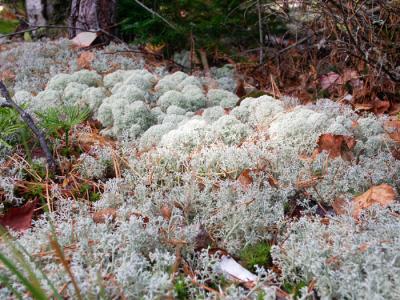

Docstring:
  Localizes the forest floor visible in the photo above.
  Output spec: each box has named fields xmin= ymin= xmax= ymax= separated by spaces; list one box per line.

xmin=0 ymin=38 xmax=400 ymax=299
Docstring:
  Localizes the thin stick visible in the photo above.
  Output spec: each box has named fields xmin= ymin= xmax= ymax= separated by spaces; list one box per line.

xmin=133 ymin=0 xmax=177 ymax=30
xmin=0 ymin=81 xmax=57 ymax=171
xmin=257 ymin=0 xmax=264 ymax=64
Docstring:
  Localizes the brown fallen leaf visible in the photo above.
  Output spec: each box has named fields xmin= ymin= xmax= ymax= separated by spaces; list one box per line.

xmin=384 ymin=117 xmax=400 ymax=143
xmin=238 ymin=169 xmax=253 ymax=190
xmin=354 ymin=99 xmax=391 ymax=115
xmin=0 ymin=69 xmax=16 ymax=81
xmin=71 ymin=32 xmax=98 ymax=48
xmin=77 ymin=51 xmax=95 ymax=69
xmin=332 ymin=198 xmax=347 ymax=215
xmin=92 ymin=208 xmax=117 ymax=223
xmin=0 ymin=199 xmax=38 ymax=232
xmin=160 ymin=204 xmax=171 ymax=220
xmin=315 ymin=133 xmax=356 ymax=159
xmin=353 ymin=184 xmax=396 ymax=218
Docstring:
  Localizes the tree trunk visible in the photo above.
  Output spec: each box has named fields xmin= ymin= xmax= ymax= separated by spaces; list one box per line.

xmin=68 ymin=0 xmax=117 ymax=39
xmin=25 ymin=0 xmax=47 ymax=27
xmin=25 ymin=0 xmax=69 ymax=26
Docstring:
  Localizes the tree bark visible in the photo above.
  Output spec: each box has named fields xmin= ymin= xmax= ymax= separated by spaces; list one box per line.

xmin=25 ymin=0 xmax=69 ymax=26
xmin=68 ymin=0 xmax=117 ymax=39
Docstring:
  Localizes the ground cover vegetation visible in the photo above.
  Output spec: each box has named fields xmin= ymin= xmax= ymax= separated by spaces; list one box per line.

xmin=0 ymin=0 xmax=400 ymax=299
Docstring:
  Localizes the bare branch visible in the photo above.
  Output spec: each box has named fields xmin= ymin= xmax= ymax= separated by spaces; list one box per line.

xmin=0 ymin=81 xmax=57 ymax=171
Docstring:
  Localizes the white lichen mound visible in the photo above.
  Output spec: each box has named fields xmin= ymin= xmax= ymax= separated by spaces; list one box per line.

xmin=33 ymin=89 xmax=63 ymax=109
xmin=232 ymin=95 xmax=284 ymax=127
xmin=160 ymin=119 xmax=210 ymax=151
xmin=207 ymin=89 xmax=238 ymax=108
xmin=79 ymin=87 xmax=108 ymax=112
xmin=62 ymin=82 xmax=89 ymax=105
xmin=211 ymin=115 xmax=250 ymax=145
xmin=70 ymin=70 xmax=102 ymax=87
xmin=139 ymin=123 xmax=177 ymax=151
xmin=3 ymin=42 xmax=400 ymax=299
xmin=159 ymin=90 xmax=187 ymax=112
xmin=46 ymin=73 xmax=73 ymax=91
xmin=268 ymin=107 xmax=329 ymax=153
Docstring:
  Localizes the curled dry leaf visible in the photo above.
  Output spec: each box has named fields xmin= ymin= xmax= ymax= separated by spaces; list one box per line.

xmin=352 ymin=184 xmax=396 ymax=218
xmin=92 ymin=208 xmax=117 ymax=224
xmin=0 ymin=199 xmax=38 ymax=232
xmin=315 ymin=133 xmax=356 ymax=159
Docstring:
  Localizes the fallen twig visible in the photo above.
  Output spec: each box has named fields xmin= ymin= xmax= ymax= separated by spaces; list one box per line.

xmin=0 ymin=81 xmax=57 ymax=171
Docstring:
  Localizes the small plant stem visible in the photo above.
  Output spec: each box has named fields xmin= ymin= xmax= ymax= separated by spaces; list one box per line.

xmin=65 ymin=129 xmax=69 ymax=148
xmin=49 ymin=236 xmax=83 ymax=300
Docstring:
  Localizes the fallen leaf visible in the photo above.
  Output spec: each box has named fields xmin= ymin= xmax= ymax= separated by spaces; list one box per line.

xmin=0 ymin=69 xmax=16 ymax=81
xmin=358 ymin=243 xmax=370 ymax=252
xmin=316 ymin=134 xmax=356 ymax=159
xmin=320 ymin=72 xmax=341 ymax=90
xmin=160 ymin=204 xmax=171 ymax=220
xmin=217 ymin=255 xmax=257 ymax=287
xmin=332 ymin=198 xmax=347 ymax=215
xmin=71 ymin=32 xmax=98 ymax=48
xmin=0 ymin=199 xmax=38 ymax=232
xmin=384 ymin=118 xmax=400 ymax=143
xmin=353 ymin=184 xmax=396 ymax=218
xmin=354 ymin=99 xmax=390 ymax=115
xmin=92 ymin=208 xmax=117 ymax=223
xmin=238 ymin=169 xmax=253 ymax=190
xmin=77 ymin=51 xmax=95 ymax=69
xmin=194 ymin=225 xmax=213 ymax=251
xmin=388 ymin=102 xmax=400 ymax=116
xmin=144 ymin=43 xmax=165 ymax=55
xmin=373 ymin=99 xmax=390 ymax=115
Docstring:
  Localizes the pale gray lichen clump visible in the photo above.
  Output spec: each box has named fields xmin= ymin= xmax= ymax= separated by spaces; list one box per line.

xmin=1 ymin=42 xmax=400 ymax=299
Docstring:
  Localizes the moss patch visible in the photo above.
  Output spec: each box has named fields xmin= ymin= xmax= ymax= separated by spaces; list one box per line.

xmin=239 ymin=242 xmax=272 ymax=272
xmin=0 ymin=19 xmax=18 ymax=34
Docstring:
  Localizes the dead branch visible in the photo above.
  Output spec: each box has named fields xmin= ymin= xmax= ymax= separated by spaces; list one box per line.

xmin=0 ymin=81 xmax=57 ymax=171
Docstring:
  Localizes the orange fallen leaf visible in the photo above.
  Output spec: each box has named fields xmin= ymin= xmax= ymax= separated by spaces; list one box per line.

xmin=316 ymin=134 xmax=356 ymax=159
xmin=77 ymin=51 xmax=95 ymax=69
xmin=238 ymin=169 xmax=253 ymax=190
xmin=353 ymin=184 xmax=396 ymax=218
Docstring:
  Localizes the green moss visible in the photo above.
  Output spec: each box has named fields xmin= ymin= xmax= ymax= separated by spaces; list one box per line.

xmin=282 ymin=280 xmax=308 ymax=299
xmin=0 ymin=19 xmax=18 ymax=34
xmin=239 ymin=242 xmax=272 ymax=272
xmin=174 ymin=277 xmax=189 ymax=300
